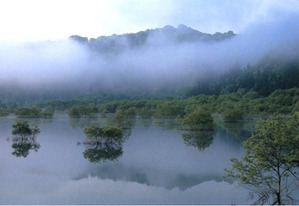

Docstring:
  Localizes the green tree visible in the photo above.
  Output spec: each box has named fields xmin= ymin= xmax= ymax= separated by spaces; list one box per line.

xmin=222 ymin=107 xmax=244 ymax=122
xmin=109 ymin=109 xmax=133 ymax=129
xmin=224 ymin=115 xmax=299 ymax=205
xmin=15 ymin=107 xmax=41 ymax=118
xmin=68 ymin=106 xmax=81 ymax=117
xmin=182 ymin=106 xmax=214 ymax=130
xmin=12 ymin=120 xmax=40 ymax=138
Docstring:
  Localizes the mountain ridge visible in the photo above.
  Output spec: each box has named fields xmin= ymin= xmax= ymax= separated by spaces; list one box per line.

xmin=69 ymin=24 xmax=235 ymax=54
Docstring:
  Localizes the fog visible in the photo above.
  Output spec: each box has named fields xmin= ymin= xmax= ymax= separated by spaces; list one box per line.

xmin=0 ymin=12 xmax=298 ymax=98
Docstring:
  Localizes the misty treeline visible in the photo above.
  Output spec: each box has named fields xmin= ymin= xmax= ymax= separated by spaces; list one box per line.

xmin=0 ymin=14 xmax=299 ymax=117
xmin=1 ymin=86 xmax=298 ymax=120
xmin=63 ymin=87 xmax=299 ymax=119
xmin=183 ymin=53 xmax=299 ymax=97
xmin=0 ymin=47 xmax=298 ymax=118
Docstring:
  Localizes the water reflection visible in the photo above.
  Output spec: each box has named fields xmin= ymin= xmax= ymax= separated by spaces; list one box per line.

xmin=19 ymin=118 xmax=53 ymax=125
xmin=83 ymin=145 xmax=123 ymax=163
xmin=181 ymin=130 xmax=214 ymax=151
xmin=11 ymin=135 xmax=40 ymax=157
xmin=68 ymin=117 xmax=101 ymax=129
xmin=222 ymin=121 xmax=246 ymax=136
xmin=217 ymin=123 xmax=252 ymax=145
xmin=75 ymin=164 xmax=223 ymax=191
xmin=135 ymin=117 xmax=153 ymax=129
xmin=153 ymin=118 xmax=178 ymax=130
xmin=0 ymin=117 xmax=254 ymax=204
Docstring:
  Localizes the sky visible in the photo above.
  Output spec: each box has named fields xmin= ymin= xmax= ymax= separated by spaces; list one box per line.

xmin=0 ymin=0 xmax=299 ymax=42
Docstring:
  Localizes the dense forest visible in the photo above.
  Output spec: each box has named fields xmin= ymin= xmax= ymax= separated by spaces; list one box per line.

xmin=183 ymin=53 xmax=299 ymax=97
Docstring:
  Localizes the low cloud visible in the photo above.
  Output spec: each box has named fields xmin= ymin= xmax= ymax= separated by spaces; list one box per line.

xmin=0 ymin=11 xmax=298 ymax=98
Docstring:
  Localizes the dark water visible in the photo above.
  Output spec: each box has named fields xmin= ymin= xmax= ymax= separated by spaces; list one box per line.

xmin=0 ymin=115 xmax=255 ymax=204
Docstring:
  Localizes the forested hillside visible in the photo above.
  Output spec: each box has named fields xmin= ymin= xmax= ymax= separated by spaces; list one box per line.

xmin=183 ymin=54 xmax=299 ymax=97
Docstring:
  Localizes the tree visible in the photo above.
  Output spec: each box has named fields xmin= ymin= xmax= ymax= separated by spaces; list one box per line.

xmin=12 ymin=120 xmax=40 ymax=139
xmin=109 ymin=109 xmax=133 ymax=129
xmin=182 ymin=106 xmax=214 ymax=130
xmin=15 ymin=107 xmax=53 ymax=118
xmin=68 ymin=106 xmax=81 ymax=117
xmin=222 ymin=107 xmax=244 ymax=122
xmin=224 ymin=115 xmax=299 ymax=205
xmin=15 ymin=107 xmax=41 ymax=118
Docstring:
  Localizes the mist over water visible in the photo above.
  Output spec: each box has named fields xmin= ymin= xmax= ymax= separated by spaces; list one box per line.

xmin=0 ymin=12 xmax=298 ymax=97
xmin=0 ymin=116 xmax=250 ymax=204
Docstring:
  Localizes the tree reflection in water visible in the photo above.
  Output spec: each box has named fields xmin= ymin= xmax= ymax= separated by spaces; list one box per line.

xmin=181 ymin=130 xmax=214 ymax=151
xmin=83 ymin=123 xmax=125 ymax=163
xmin=12 ymin=136 xmax=40 ymax=157
xmin=83 ymin=146 xmax=123 ymax=163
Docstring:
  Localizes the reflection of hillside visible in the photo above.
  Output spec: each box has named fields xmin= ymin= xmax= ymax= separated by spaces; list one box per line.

xmin=74 ymin=164 xmax=223 ymax=191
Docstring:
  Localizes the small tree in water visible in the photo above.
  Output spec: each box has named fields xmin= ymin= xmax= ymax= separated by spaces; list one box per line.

xmin=83 ymin=122 xmax=124 ymax=163
xmin=11 ymin=120 xmax=40 ymax=157
xmin=12 ymin=120 xmax=40 ymax=139
xmin=182 ymin=106 xmax=214 ymax=131
xmin=224 ymin=114 xmax=299 ymax=205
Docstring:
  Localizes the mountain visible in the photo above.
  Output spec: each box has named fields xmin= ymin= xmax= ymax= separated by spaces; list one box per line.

xmin=69 ymin=24 xmax=235 ymax=54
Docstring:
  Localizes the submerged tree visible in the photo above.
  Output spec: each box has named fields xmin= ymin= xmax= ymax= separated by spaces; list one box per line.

xmin=222 ymin=107 xmax=244 ymax=122
xmin=83 ymin=122 xmax=124 ymax=163
xmin=11 ymin=120 xmax=40 ymax=157
xmin=224 ymin=115 xmax=299 ymax=205
xmin=182 ymin=106 xmax=214 ymax=131
xmin=109 ymin=109 xmax=133 ymax=129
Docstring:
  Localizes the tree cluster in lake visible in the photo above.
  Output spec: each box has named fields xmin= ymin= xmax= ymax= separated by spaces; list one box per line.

xmin=82 ymin=123 xmax=125 ymax=163
xmin=15 ymin=107 xmax=54 ymax=118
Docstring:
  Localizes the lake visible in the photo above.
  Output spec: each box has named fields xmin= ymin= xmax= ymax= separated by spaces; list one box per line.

xmin=0 ymin=115 xmax=255 ymax=204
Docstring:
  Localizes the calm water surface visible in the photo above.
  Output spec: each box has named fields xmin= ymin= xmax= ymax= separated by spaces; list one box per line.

xmin=0 ymin=115 xmax=255 ymax=204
